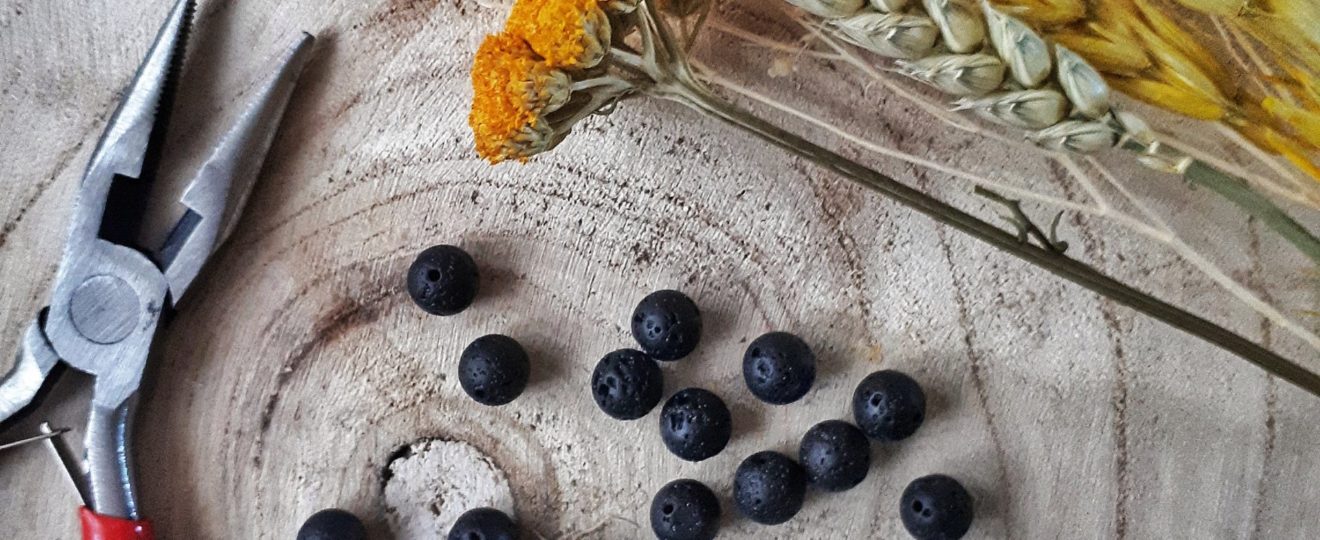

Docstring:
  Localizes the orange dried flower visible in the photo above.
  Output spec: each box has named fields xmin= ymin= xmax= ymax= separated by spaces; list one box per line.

xmin=469 ymin=32 xmax=571 ymax=163
xmin=507 ymin=0 xmax=611 ymax=69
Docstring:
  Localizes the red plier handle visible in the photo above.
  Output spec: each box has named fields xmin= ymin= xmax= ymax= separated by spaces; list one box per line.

xmin=79 ymin=507 xmax=153 ymax=540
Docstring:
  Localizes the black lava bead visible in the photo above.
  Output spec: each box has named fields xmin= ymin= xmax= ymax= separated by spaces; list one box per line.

xmin=631 ymin=290 xmax=702 ymax=361
xmin=733 ymin=451 xmax=808 ymax=525
xmin=650 ymin=479 xmax=721 ymax=540
xmin=447 ymin=507 xmax=520 ymax=540
xmin=852 ymin=370 xmax=926 ymax=442
xmin=900 ymin=475 xmax=974 ymax=540
xmin=659 ymin=388 xmax=732 ymax=462
xmin=296 ymin=509 xmax=367 ymax=540
xmin=591 ymin=349 xmax=664 ymax=420
xmin=742 ymin=332 xmax=816 ymax=405
xmin=407 ymin=245 xmax=480 ymax=316
xmin=458 ymin=335 xmax=530 ymax=406
xmin=798 ymin=420 xmax=871 ymax=492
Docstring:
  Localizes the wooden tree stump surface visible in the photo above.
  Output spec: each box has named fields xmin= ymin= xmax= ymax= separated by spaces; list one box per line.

xmin=1 ymin=0 xmax=1318 ymax=538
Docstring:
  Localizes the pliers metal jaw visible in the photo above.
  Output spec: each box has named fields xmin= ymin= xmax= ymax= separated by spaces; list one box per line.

xmin=0 ymin=1 xmax=314 ymax=537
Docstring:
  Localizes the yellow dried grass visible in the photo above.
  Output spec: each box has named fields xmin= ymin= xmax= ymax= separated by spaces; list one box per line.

xmin=992 ymin=0 xmax=1320 ymax=181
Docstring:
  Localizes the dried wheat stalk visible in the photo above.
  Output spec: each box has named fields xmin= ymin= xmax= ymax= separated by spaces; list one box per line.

xmin=777 ymin=0 xmax=1320 ymax=265
xmin=796 ymin=0 xmax=1179 ymax=161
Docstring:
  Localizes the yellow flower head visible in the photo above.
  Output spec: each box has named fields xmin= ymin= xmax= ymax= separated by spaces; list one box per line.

xmin=469 ymin=32 xmax=572 ymax=163
xmin=507 ymin=0 xmax=611 ymax=69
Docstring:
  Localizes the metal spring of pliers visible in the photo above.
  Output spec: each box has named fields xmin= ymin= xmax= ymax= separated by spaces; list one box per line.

xmin=0 ymin=1 xmax=313 ymax=538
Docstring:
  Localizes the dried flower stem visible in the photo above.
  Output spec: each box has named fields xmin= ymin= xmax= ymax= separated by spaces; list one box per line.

xmin=621 ymin=0 xmax=1320 ymax=397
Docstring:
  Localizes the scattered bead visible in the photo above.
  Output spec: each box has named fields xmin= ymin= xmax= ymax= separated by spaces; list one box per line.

xmin=742 ymin=332 xmax=816 ymax=405
xmin=733 ymin=450 xmax=808 ymax=525
xmin=296 ymin=509 xmax=366 ymax=540
xmin=852 ymin=370 xmax=926 ymax=442
xmin=459 ymin=335 xmax=530 ymax=406
xmin=799 ymin=420 xmax=871 ymax=492
xmin=650 ymin=479 xmax=721 ymax=540
xmin=447 ymin=507 xmax=520 ymax=540
xmin=407 ymin=245 xmax=480 ymax=316
xmin=591 ymin=349 xmax=664 ymax=420
xmin=631 ymin=290 xmax=703 ymax=360
xmin=900 ymin=474 xmax=974 ymax=540
xmin=659 ymin=388 xmax=732 ymax=462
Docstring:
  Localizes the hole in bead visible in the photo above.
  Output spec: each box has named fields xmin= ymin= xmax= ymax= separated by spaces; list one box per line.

xmin=912 ymin=501 xmax=924 ymax=512
xmin=468 ymin=533 xmax=483 ymax=540
xmin=426 ymin=269 xmax=441 ymax=281
xmin=662 ymin=503 xmax=675 ymax=515
xmin=870 ymin=395 xmax=882 ymax=407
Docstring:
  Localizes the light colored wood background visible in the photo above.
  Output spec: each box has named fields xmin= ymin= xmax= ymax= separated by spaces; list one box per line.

xmin=1 ymin=0 xmax=1318 ymax=538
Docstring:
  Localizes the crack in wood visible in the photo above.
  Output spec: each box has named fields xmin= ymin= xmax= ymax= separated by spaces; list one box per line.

xmin=800 ymin=162 xmax=877 ymax=342
xmin=1246 ymin=219 xmax=1279 ymax=540
xmin=253 ymin=285 xmax=392 ymax=465
xmin=934 ymin=224 xmax=1015 ymax=534
xmin=1100 ymin=304 xmax=1132 ymax=540
xmin=0 ymin=128 xmax=95 ymax=251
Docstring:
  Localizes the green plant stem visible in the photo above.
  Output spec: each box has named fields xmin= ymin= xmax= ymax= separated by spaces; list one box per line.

xmin=649 ymin=77 xmax=1320 ymax=398
xmin=1121 ymin=139 xmax=1320 ymax=265
xmin=1181 ymin=154 xmax=1320 ymax=266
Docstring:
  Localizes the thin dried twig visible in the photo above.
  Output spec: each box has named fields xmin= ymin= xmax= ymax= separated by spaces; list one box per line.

xmin=1088 ymin=156 xmax=1320 ymax=350
xmin=706 ymin=19 xmax=843 ymax=61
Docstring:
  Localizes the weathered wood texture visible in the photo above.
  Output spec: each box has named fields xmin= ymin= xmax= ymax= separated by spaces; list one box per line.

xmin=1 ymin=0 xmax=1318 ymax=538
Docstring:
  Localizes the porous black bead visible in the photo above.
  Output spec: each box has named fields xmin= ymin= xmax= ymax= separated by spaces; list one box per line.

xmin=407 ymin=245 xmax=480 ymax=316
xmin=733 ymin=450 xmax=808 ymax=525
xmin=900 ymin=474 xmax=974 ymax=540
xmin=296 ymin=509 xmax=367 ymax=540
xmin=458 ymin=335 xmax=530 ymax=406
xmin=659 ymin=388 xmax=732 ymax=462
xmin=631 ymin=290 xmax=702 ymax=360
xmin=591 ymin=349 xmax=664 ymax=420
xmin=852 ymin=370 xmax=926 ymax=442
xmin=742 ymin=332 xmax=816 ymax=405
xmin=798 ymin=420 xmax=871 ymax=492
xmin=447 ymin=507 xmax=520 ymax=540
xmin=650 ymin=479 xmax=721 ymax=540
